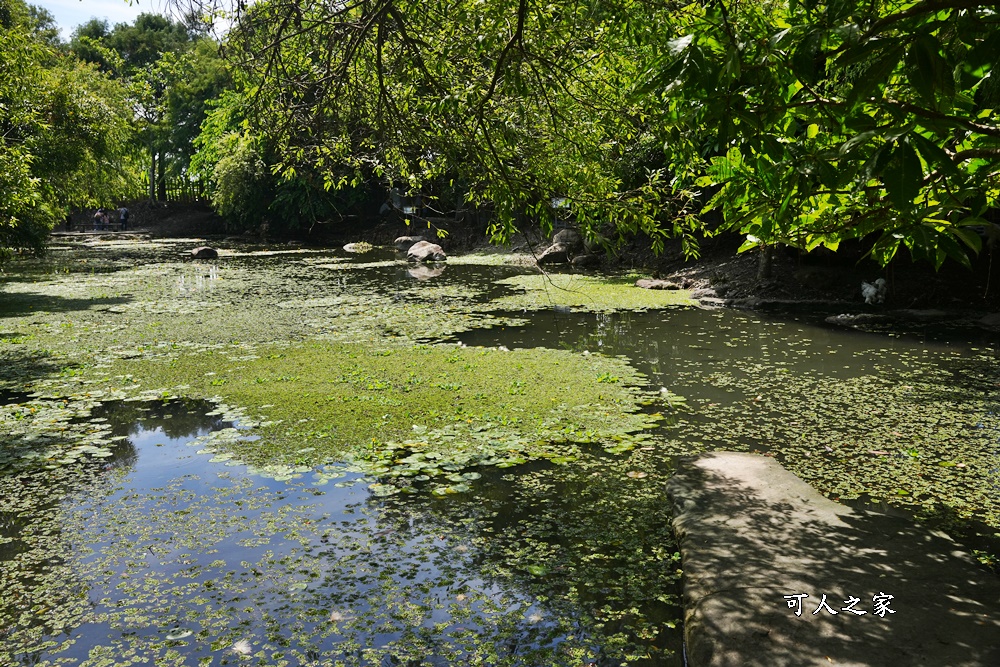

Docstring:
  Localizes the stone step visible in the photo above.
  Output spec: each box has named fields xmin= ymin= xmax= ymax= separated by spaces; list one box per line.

xmin=666 ymin=452 xmax=1000 ymax=666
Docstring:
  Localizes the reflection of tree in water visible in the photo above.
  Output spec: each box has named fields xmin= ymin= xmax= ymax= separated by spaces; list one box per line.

xmin=0 ymin=465 xmax=125 ymax=666
xmin=347 ymin=453 xmax=684 ymax=666
xmin=1 ymin=398 xmax=229 ymax=666
xmin=92 ymin=398 xmax=229 ymax=440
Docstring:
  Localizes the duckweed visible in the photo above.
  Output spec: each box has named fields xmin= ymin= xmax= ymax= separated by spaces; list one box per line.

xmin=489 ymin=273 xmax=695 ymax=312
xmin=103 ymin=340 xmax=667 ymax=484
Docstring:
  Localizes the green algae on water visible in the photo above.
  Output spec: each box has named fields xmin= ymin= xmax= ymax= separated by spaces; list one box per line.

xmin=488 ymin=273 xmax=696 ymax=312
xmin=107 ymin=340 xmax=668 ymax=486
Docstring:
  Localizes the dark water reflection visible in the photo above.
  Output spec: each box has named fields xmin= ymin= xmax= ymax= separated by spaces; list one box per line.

xmin=457 ymin=307 xmax=989 ymax=388
xmin=3 ymin=397 xmax=683 ymax=666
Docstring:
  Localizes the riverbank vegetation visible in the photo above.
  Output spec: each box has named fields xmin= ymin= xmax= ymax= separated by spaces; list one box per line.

xmin=2 ymin=0 xmax=997 ymax=272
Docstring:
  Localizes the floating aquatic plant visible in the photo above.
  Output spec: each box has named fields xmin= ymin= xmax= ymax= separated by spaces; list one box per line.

xmin=487 ymin=273 xmax=696 ymax=312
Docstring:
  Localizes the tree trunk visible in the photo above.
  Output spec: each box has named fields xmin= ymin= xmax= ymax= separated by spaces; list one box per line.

xmin=156 ymin=149 xmax=167 ymax=202
xmin=757 ymin=245 xmax=773 ymax=281
xmin=148 ymin=150 xmax=156 ymax=201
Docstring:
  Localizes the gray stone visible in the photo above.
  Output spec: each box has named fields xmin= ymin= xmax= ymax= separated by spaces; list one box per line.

xmin=190 ymin=246 xmax=218 ymax=259
xmin=394 ymin=235 xmax=426 ymax=251
xmin=635 ymin=278 xmax=681 ymax=290
xmin=667 ymin=452 xmax=1000 ymax=667
xmin=406 ymin=240 xmax=447 ymax=262
xmin=536 ymin=243 xmax=571 ymax=265
xmin=342 ymin=242 xmax=373 ymax=253
xmin=570 ymin=253 xmax=601 ymax=269
xmin=552 ymin=228 xmax=584 ymax=253
xmin=688 ymin=287 xmax=718 ymax=300
xmin=977 ymin=313 xmax=1000 ymax=331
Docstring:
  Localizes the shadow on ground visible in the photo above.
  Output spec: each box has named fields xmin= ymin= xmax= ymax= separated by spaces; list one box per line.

xmin=0 ymin=348 xmax=62 ymax=394
xmin=668 ymin=452 xmax=1000 ymax=667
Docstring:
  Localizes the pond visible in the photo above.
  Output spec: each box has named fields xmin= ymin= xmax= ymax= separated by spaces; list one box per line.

xmin=1 ymin=236 xmax=998 ymax=666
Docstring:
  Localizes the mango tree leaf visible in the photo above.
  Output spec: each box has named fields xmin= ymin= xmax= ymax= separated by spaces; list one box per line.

xmin=845 ymin=43 xmax=905 ymax=107
xmin=882 ymin=141 xmax=923 ymax=208
xmin=906 ymin=34 xmax=952 ymax=109
xmin=791 ymin=32 xmax=823 ymax=84
xmin=909 ymin=133 xmax=959 ymax=176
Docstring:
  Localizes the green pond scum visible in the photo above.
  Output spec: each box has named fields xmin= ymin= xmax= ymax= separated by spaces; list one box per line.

xmin=0 ymin=237 xmax=691 ymax=666
xmin=1 ymin=236 xmax=999 ymax=665
xmin=107 ymin=340 xmax=666 ymax=487
xmin=490 ymin=274 xmax=696 ymax=312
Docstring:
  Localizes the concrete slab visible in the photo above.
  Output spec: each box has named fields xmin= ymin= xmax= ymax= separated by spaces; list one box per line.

xmin=666 ymin=452 xmax=1000 ymax=666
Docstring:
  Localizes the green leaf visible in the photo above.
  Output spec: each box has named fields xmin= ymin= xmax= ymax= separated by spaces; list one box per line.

xmin=862 ymin=142 xmax=894 ymax=180
xmin=840 ymin=130 xmax=877 ymax=156
xmin=906 ymin=35 xmax=952 ymax=109
xmin=791 ymin=32 xmax=823 ymax=84
xmin=738 ymin=235 xmax=762 ymax=253
xmin=869 ymin=234 xmax=901 ymax=266
xmin=882 ymin=142 xmax=923 ymax=208
xmin=950 ymin=226 xmax=982 ymax=255
xmin=845 ymin=43 xmax=905 ymax=107
xmin=909 ymin=133 xmax=958 ymax=176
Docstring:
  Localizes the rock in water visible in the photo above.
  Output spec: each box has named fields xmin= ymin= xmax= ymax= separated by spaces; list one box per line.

xmin=190 ymin=246 xmax=218 ymax=259
xmin=861 ymin=278 xmax=887 ymax=304
xmin=571 ymin=253 xmax=600 ymax=269
xmin=394 ymin=235 xmax=426 ymax=251
xmin=343 ymin=242 xmax=373 ymax=253
xmin=667 ymin=452 xmax=1000 ymax=666
xmin=406 ymin=240 xmax=447 ymax=262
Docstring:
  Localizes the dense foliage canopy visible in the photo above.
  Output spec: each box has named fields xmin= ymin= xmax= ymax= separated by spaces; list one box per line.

xmin=2 ymin=0 xmax=998 ymax=267
xmin=181 ymin=0 xmax=998 ymax=267
xmin=0 ymin=1 xmax=232 ymax=261
xmin=654 ymin=0 xmax=1000 ymax=268
xmin=0 ymin=0 xmax=138 ymax=258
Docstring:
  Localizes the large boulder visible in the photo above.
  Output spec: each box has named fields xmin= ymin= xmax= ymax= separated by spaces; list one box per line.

xmin=552 ymin=228 xmax=584 ymax=253
xmin=407 ymin=240 xmax=447 ymax=262
xmin=536 ymin=243 xmax=571 ymax=265
xmin=668 ymin=452 xmax=1000 ymax=667
xmin=394 ymin=235 xmax=426 ymax=251
xmin=190 ymin=246 xmax=218 ymax=259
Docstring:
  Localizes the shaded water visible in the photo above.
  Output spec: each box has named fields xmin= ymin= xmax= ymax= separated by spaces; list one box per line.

xmin=2 ymin=242 xmax=999 ymax=665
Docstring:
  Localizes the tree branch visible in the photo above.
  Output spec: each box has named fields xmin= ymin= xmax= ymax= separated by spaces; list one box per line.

xmin=479 ymin=0 xmax=527 ymax=110
xmin=866 ymin=0 xmax=1000 ymax=35
xmin=884 ymin=99 xmax=1000 ymax=138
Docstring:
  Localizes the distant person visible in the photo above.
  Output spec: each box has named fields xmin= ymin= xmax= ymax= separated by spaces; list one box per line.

xmin=94 ymin=208 xmax=104 ymax=231
xmin=119 ymin=205 xmax=129 ymax=231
